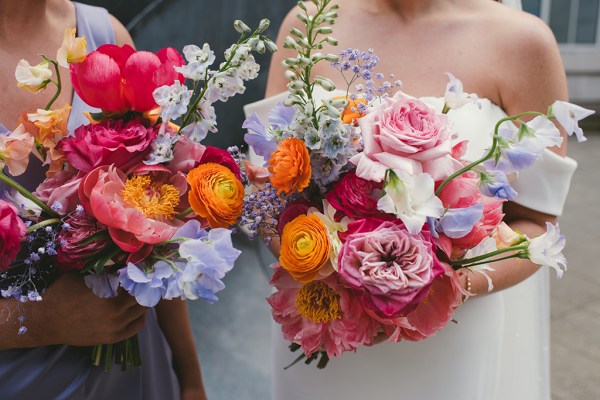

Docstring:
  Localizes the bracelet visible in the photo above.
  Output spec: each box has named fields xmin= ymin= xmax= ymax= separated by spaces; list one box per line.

xmin=462 ymin=273 xmax=472 ymax=304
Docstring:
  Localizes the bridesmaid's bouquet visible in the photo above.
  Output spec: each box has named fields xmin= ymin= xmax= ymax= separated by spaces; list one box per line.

xmin=242 ymin=0 xmax=594 ymax=368
xmin=1 ymin=21 xmax=275 ymax=369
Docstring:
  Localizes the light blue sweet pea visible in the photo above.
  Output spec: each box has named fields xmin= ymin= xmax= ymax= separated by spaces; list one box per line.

xmin=480 ymin=170 xmax=518 ymax=201
xmin=438 ymin=204 xmax=484 ymax=239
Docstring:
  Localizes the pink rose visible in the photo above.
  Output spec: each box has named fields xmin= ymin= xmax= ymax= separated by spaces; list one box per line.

xmin=56 ymin=212 xmax=109 ymax=272
xmin=351 ymin=92 xmax=456 ymax=182
xmin=0 ymin=200 xmax=27 ymax=271
xmin=267 ymin=263 xmax=379 ymax=358
xmin=78 ymin=165 xmax=183 ymax=256
xmin=60 ymin=119 xmax=157 ymax=174
xmin=325 ymin=172 xmax=382 ymax=220
xmin=199 ymin=146 xmax=242 ymax=181
xmin=34 ymin=165 xmax=81 ymax=215
xmin=168 ymin=135 xmax=206 ymax=174
xmin=338 ymin=218 xmax=445 ymax=319
xmin=436 ymin=172 xmax=504 ymax=259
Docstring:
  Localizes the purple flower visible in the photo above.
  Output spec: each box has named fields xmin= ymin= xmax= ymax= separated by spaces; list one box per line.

xmin=438 ymin=204 xmax=484 ymax=239
xmin=118 ymin=261 xmax=174 ymax=307
xmin=480 ymin=170 xmax=518 ymax=201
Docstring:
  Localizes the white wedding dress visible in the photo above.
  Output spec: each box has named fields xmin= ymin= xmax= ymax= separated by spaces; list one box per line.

xmin=244 ymin=85 xmax=577 ymax=400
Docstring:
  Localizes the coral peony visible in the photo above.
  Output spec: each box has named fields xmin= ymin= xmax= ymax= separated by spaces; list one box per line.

xmin=268 ymin=138 xmax=311 ymax=195
xmin=338 ymin=218 xmax=445 ymax=319
xmin=0 ymin=200 xmax=27 ymax=271
xmin=187 ymin=162 xmax=244 ymax=228
xmin=60 ymin=119 xmax=157 ymax=174
xmin=325 ymin=171 xmax=382 ymax=220
xmin=350 ymin=91 xmax=456 ymax=182
xmin=267 ymin=264 xmax=379 ymax=358
xmin=279 ymin=214 xmax=331 ymax=283
xmin=70 ymin=44 xmax=184 ymax=112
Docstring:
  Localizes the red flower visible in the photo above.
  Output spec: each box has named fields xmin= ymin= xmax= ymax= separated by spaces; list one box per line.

xmin=70 ymin=45 xmax=184 ymax=112
xmin=199 ymin=146 xmax=241 ymax=181
xmin=325 ymin=171 xmax=382 ymax=220
xmin=0 ymin=200 xmax=27 ymax=271
xmin=56 ymin=212 xmax=109 ymax=272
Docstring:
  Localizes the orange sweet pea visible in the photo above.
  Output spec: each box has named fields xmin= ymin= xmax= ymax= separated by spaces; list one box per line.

xmin=268 ymin=138 xmax=311 ymax=195
xmin=334 ymin=96 xmax=367 ymax=125
xmin=187 ymin=162 xmax=244 ymax=228
xmin=279 ymin=214 xmax=331 ymax=283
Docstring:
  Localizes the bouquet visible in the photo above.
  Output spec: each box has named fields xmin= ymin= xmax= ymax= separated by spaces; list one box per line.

xmin=242 ymin=0 xmax=594 ymax=368
xmin=1 ymin=20 xmax=276 ymax=369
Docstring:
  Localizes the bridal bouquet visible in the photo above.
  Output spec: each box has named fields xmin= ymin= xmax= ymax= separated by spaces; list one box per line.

xmin=242 ymin=0 xmax=593 ymax=368
xmin=1 ymin=21 xmax=275 ymax=369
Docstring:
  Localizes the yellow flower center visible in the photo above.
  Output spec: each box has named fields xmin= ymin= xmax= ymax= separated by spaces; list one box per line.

xmin=214 ymin=178 xmax=236 ymax=200
xmin=295 ymin=281 xmax=342 ymax=324
xmin=122 ymin=175 xmax=180 ymax=219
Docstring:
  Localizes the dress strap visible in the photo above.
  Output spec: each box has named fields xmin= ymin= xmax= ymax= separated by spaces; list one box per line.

xmin=68 ymin=2 xmax=116 ymax=134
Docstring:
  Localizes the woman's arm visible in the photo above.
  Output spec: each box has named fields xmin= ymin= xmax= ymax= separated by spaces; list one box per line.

xmin=156 ymin=300 xmax=206 ymax=400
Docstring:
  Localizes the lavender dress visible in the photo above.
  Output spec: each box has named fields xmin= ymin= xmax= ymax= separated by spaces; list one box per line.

xmin=0 ymin=3 xmax=180 ymax=399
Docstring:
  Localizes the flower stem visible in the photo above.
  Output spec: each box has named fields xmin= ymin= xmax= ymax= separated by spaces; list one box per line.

xmin=44 ymin=59 xmax=62 ymax=111
xmin=176 ymin=207 xmax=194 ymax=219
xmin=0 ymin=171 xmax=58 ymax=217
xmin=451 ymin=244 xmax=529 ymax=267
xmin=27 ymin=218 xmax=61 ymax=233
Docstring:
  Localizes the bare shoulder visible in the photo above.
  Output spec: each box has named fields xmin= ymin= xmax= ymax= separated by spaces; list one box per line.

xmin=109 ymin=14 xmax=135 ymax=48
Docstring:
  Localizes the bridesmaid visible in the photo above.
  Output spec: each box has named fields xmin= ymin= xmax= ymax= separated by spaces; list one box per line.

xmin=0 ymin=1 xmax=206 ymax=399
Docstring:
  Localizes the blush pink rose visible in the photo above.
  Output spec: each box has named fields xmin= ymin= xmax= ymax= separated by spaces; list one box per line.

xmin=78 ymin=165 xmax=182 ymax=255
xmin=0 ymin=200 xmax=27 ymax=271
xmin=34 ymin=165 xmax=82 ymax=215
xmin=267 ymin=263 xmax=380 ymax=358
xmin=60 ymin=119 xmax=157 ymax=174
xmin=168 ymin=136 xmax=206 ymax=174
xmin=351 ymin=92 xmax=457 ymax=182
xmin=325 ymin=171 xmax=382 ymax=220
xmin=436 ymin=171 xmax=504 ymax=259
xmin=338 ymin=218 xmax=445 ymax=319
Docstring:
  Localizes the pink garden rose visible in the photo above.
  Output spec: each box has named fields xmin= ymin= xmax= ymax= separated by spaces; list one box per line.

xmin=34 ymin=165 xmax=82 ymax=215
xmin=325 ymin=171 xmax=382 ymax=220
xmin=350 ymin=92 xmax=456 ymax=182
xmin=268 ymin=263 xmax=379 ymax=358
xmin=436 ymin=171 xmax=504 ymax=259
xmin=168 ymin=135 xmax=206 ymax=174
xmin=78 ymin=165 xmax=184 ymax=257
xmin=60 ymin=119 xmax=157 ymax=174
xmin=0 ymin=200 xmax=27 ymax=271
xmin=338 ymin=218 xmax=445 ymax=319
xmin=56 ymin=211 xmax=109 ymax=272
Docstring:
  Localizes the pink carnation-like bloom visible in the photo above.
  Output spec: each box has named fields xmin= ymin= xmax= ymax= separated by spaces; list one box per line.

xmin=70 ymin=44 xmax=184 ymax=112
xmin=338 ymin=218 xmax=445 ymax=319
xmin=325 ymin=171 xmax=382 ymax=220
xmin=78 ymin=165 xmax=185 ymax=257
xmin=60 ymin=119 xmax=157 ymax=174
xmin=56 ymin=212 xmax=109 ymax=272
xmin=267 ymin=263 xmax=379 ymax=358
xmin=351 ymin=92 xmax=456 ymax=182
xmin=436 ymin=171 xmax=504 ymax=259
xmin=0 ymin=200 xmax=27 ymax=271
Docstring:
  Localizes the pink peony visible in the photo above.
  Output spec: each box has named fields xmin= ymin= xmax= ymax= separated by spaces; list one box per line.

xmin=338 ymin=218 xmax=445 ymax=319
xmin=60 ymin=119 xmax=157 ymax=174
xmin=267 ymin=263 xmax=379 ymax=358
xmin=350 ymin=92 xmax=456 ymax=182
xmin=0 ymin=200 xmax=27 ymax=271
xmin=168 ymin=135 xmax=206 ymax=174
xmin=78 ymin=165 xmax=184 ymax=256
xmin=56 ymin=212 xmax=109 ymax=272
xmin=436 ymin=172 xmax=504 ymax=259
xmin=325 ymin=171 xmax=382 ymax=220
xmin=70 ymin=45 xmax=184 ymax=112
xmin=199 ymin=146 xmax=242 ymax=181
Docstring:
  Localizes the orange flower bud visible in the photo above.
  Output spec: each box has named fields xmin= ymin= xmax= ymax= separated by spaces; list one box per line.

xmin=279 ymin=214 xmax=331 ymax=283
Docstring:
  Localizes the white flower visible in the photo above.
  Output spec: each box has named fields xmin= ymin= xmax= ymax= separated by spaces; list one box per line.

xmin=551 ymin=101 xmax=595 ymax=143
xmin=153 ymin=80 xmax=193 ymax=121
xmin=175 ymin=44 xmax=216 ymax=81
xmin=56 ymin=28 xmax=87 ymax=68
xmin=205 ymin=70 xmax=245 ymax=103
xmin=462 ymin=237 xmax=498 ymax=292
xmin=309 ymin=200 xmax=352 ymax=270
xmin=145 ymin=133 xmax=178 ymax=165
xmin=377 ymin=170 xmax=444 ymax=235
xmin=527 ymin=222 xmax=567 ymax=278
xmin=2 ymin=189 xmax=42 ymax=218
xmin=238 ymin=55 xmax=260 ymax=81
xmin=15 ymin=60 xmax=52 ymax=92
xmin=443 ymin=73 xmax=480 ymax=111
xmin=520 ymin=116 xmax=563 ymax=151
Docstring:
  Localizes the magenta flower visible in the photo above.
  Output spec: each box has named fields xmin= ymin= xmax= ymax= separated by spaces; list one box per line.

xmin=325 ymin=171 xmax=382 ymax=220
xmin=338 ymin=218 xmax=445 ymax=319
xmin=267 ymin=264 xmax=379 ymax=358
xmin=0 ymin=200 xmax=27 ymax=271
xmin=56 ymin=211 xmax=109 ymax=272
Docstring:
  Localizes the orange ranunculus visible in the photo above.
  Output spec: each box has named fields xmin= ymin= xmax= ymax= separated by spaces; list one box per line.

xmin=279 ymin=214 xmax=331 ymax=283
xmin=268 ymin=138 xmax=311 ymax=195
xmin=333 ymin=96 xmax=367 ymax=125
xmin=187 ymin=162 xmax=244 ymax=228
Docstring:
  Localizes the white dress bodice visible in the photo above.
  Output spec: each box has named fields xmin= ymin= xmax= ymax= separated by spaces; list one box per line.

xmin=244 ymin=88 xmax=576 ymax=400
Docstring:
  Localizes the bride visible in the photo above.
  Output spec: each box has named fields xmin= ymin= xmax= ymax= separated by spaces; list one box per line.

xmin=245 ymin=0 xmax=576 ymax=399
